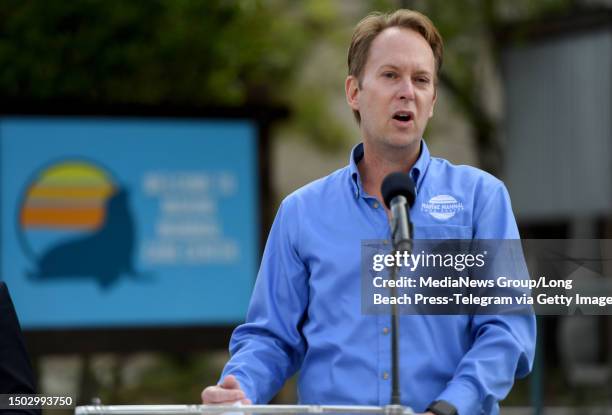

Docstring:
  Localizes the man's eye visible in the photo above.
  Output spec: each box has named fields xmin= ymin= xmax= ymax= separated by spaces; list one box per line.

xmin=383 ymin=72 xmax=397 ymax=79
xmin=415 ymin=77 xmax=430 ymax=84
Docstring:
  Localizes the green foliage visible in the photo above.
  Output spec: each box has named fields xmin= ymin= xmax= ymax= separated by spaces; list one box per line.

xmin=0 ymin=0 xmax=355 ymax=149
xmin=0 ymin=1 xmax=313 ymax=105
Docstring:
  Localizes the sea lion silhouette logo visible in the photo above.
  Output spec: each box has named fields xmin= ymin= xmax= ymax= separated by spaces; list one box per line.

xmin=18 ymin=160 xmax=139 ymax=289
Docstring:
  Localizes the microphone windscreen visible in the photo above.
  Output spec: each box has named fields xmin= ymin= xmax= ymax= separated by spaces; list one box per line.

xmin=381 ymin=172 xmax=416 ymax=209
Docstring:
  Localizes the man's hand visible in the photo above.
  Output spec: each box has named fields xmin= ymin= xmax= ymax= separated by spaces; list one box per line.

xmin=201 ymin=375 xmax=252 ymax=404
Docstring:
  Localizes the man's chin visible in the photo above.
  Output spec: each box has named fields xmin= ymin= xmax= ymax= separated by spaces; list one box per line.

xmin=362 ymin=129 xmax=422 ymax=154
xmin=381 ymin=135 xmax=421 ymax=150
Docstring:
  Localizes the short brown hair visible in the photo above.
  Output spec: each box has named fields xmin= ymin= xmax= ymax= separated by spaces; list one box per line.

xmin=348 ymin=9 xmax=444 ymax=123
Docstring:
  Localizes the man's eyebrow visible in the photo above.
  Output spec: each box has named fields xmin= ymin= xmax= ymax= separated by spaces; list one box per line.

xmin=378 ymin=64 xmax=401 ymax=71
xmin=377 ymin=64 xmax=433 ymax=76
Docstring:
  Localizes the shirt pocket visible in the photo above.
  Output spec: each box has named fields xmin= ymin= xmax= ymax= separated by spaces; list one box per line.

xmin=414 ymin=225 xmax=472 ymax=239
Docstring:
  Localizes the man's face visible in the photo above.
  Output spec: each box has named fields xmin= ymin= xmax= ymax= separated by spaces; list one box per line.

xmin=346 ymin=27 xmax=437 ymax=151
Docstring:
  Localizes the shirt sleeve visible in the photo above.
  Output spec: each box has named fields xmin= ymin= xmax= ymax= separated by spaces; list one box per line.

xmin=436 ymin=181 xmax=537 ymax=415
xmin=220 ymin=196 xmax=309 ymax=404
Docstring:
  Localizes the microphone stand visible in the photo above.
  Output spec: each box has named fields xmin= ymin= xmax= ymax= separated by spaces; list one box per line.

xmin=389 ymin=196 xmax=413 ymax=406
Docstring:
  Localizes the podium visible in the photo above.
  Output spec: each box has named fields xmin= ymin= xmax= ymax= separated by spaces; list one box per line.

xmin=74 ymin=404 xmax=415 ymax=415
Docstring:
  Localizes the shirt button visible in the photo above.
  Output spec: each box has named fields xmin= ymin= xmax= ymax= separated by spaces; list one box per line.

xmin=382 ymin=327 xmax=389 ymax=335
xmin=373 ymin=202 xmax=379 ymax=209
xmin=383 ymin=372 xmax=389 ymax=380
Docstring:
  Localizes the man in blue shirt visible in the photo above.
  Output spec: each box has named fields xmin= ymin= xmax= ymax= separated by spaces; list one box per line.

xmin=202 ymin=9 xmax=535 ymax=415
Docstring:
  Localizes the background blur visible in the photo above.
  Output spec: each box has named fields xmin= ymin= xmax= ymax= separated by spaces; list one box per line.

xmin=1 ymin=0 xmax=612 ymax=414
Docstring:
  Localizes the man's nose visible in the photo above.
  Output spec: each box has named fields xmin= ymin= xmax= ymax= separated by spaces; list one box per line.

xmin=398 ymin=79 xmax=415 ymax=101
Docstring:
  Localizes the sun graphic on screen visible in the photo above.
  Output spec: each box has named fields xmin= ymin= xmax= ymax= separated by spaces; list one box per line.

xmin=20 ymin=161 xmax=116 ymax=231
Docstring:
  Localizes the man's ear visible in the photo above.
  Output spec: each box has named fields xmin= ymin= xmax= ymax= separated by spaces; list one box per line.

xmin=345 ymin=75 xmax=360 ymax=111
xmin=428 ymin=87 xmax=437 ymax=118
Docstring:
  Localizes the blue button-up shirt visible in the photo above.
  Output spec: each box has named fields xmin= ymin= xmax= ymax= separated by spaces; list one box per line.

xmin=221 ymin=141 xmax=536 ymax=415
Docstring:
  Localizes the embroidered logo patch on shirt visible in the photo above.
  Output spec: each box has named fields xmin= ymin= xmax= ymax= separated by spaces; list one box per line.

xmin=421 ymin=195 xmax=464 ymax=220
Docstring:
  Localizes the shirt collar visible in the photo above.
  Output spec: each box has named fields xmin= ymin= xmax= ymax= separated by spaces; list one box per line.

xmin=349 ymin=139 xmax=431 ymax=199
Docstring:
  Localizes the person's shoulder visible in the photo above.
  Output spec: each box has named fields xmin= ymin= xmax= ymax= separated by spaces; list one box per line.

xmin=280 ymin=165 xmax=351 ymax=209
xmin=429 ymin=156 xmax=506 ymax=191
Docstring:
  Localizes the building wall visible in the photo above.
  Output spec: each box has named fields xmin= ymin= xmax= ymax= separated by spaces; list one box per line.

xmin=503 ymin=28 xmax=612 ymax=221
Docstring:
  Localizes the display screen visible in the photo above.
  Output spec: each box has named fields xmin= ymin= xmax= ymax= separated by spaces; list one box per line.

xmin=0 ymin=116 xmax=258 ymax=329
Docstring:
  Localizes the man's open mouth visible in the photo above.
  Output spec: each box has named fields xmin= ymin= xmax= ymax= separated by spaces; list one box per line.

xmin=392 ymin=111 xmax=414 ymax=123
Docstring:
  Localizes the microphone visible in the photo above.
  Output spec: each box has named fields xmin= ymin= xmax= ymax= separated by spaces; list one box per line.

xmin=380 ymin=172 xmax=416 ymax=406
xmin=381 ymin=172 xmax=416 ymax=251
